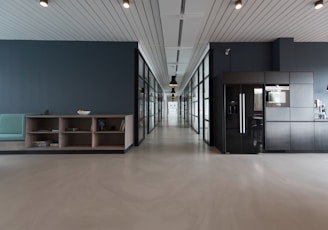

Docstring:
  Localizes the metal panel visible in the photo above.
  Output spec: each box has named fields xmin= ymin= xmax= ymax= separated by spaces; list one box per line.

xmin=290 ymin=108 xmax=314 ymax=121
xmin=290 ymin=84 xmax=314 ymax=108
xmin=314 ymin=122 xmax=328 ymax=150
xmin=290 ymin=72 xmax=313 ymax=84
xmin=265 ymin=108 xmax=290 ymax=121
xmin=265 ymin=72 xmax=289 ymax=84
xmin=265 ymin=122 xmax=290 ymax=151
xmin=291 ymin=122 xmax=314 ymax=150
xmin=223 ymin=72 xmax=265 ymax=84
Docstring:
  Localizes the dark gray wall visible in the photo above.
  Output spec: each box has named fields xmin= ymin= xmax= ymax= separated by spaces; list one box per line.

xmin=210 ymin=42 xmax=273 ymax=152
xmin=274 ymin=39 xmax=328 ymax=103
xmin=0 ymin=40 xmax=137 ymax=115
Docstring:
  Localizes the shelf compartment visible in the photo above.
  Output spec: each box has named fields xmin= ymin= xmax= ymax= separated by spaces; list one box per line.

xmin=61 ymin=133 xmax=92 ymax=147
xmin=95 ymin=118 xmax=125 ymax=131
xmin=61 ymin=117 xmax=92 ymax=132
xmin=26 ymin=133 xmax=59 ymax=148
xmin=26 ymin=117 xmax=59 ymax=132
xmin=94 ymin=133 xmax=124 ymax=147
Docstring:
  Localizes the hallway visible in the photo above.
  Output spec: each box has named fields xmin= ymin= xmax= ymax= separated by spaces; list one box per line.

xmin=1 ymin=122 xmax=328 ymax=230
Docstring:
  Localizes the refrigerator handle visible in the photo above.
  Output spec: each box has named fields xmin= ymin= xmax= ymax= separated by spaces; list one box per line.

xmin=242 ymin=93 xmax=246 ymax=133
xmin=239 ymin=93 xmax=243 ymax=133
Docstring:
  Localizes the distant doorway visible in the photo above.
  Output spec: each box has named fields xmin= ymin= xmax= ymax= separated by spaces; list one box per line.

xmin=168 ymin=101 xmax=178 ymax=126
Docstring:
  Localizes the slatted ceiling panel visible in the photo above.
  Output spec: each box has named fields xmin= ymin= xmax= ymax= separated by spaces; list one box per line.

xmin=207 ymin=1 xmax=231 ymax=41
xmin=52 ymin=2 xmax=96 ymax=40
xmin=92 ymin=2 xmax=124 ymax=40
xmin=242 ymin=1 xmax=297 ymax=41
xmin=82 ymin=2 xmax=119 ymax=40
xmin=223 ymin=1 xmax=265 ymax=42
xmin=293 ymin=8 xmax=328 ymax=41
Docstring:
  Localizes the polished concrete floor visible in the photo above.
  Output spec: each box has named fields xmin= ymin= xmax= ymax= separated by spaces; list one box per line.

xmin=1 ymin=120 xmax=328 ymax=230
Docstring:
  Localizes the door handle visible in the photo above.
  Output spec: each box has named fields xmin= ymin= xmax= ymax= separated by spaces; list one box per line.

xmin=239 ymin=94 xmax=243 ymax=133
xmin=239 ymin=93 xmax=246 ymax=134
xmin=242 ymin=93 xmax=246 ymax=133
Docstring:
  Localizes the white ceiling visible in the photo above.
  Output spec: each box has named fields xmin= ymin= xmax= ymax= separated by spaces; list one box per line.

xmin=0 ymin=0 xmax=328 ymax=94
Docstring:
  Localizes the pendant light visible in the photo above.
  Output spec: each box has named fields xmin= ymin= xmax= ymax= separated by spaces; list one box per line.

xmin=170 ymin=88 xmax=176 ymax=94
xmin=235 ymin=0 xmax=242 ymax=10
xmin=40 ymin=0 xmax=48 ymax=7
xmin=123 ymin=0 xmax=130 ymax=8
xmin=169 ymin=76 xmax=178 ymax=87
xmin=314 ymin=0 xmax=323 ymax=9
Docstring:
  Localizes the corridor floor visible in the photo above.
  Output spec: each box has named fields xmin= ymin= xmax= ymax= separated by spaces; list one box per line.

xmin=1 ymin=122 xmax=328 ymax=230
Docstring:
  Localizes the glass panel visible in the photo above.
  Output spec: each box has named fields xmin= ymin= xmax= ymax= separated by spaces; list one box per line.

xmin=254 ymin=88 xmax=263 ymax=112
xmin=145 ymin=65 xmax=149 ymax=83
xmin=204 ymin=53 xmax=209 ymax=77
xmin=138 ymin=55 xmax=144 ymax=77
xmin=204 ymin=77 xmax=209 ymax=98
xmin=204 ymin=121 xmax=210 ymax=143
xmin=199 ymin=64 xmax=203 ymax=82
xmin=204 ymin=99 xmax=209 ymax=120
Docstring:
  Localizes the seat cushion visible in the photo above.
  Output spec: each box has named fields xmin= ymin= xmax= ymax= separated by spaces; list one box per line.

xmin=0 ymin=114 xmax=25 ymax=140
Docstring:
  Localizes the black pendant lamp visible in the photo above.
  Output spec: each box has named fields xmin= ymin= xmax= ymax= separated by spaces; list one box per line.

xmin=170 ymin=88 xmax=176 ymax=94
xmin=169 ymin=76 xmax=178 ymax=87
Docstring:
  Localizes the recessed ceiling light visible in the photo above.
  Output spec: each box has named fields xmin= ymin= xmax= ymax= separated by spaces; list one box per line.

xmin=314 ymin=0 xmax=323 ymax=9
xmin=123 ymin=0 xmax=130 ymax=9
xmin=40 ymin=0 xmax=48 ymax=7
xmin=235 ymin=0 xmax=242 ymax=10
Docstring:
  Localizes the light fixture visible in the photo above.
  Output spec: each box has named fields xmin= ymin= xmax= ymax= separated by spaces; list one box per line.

xmin=235 ymin=0 xmax=242 ymax=10
xmin=169 ymin=76 xmax=178 ymax=87
xmin=171 ymin=94 xmax=175 ymax=101
xmin=123 ymin=0 xmax=130 ymax=8
xmin=40 ymin=0 xmax=48 ymax=7
xmin=170 ymin=88 xmax=176 ymax=94
xmin=314 ymin=0 xmax=323 ymax=9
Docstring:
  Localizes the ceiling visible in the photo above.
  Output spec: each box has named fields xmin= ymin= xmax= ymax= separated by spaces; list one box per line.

xmin=0 ymin=0 xmax=328 ymax=94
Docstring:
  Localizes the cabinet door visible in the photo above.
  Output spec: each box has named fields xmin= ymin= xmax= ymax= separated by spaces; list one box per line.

xmin=290 ymin=108 xmax=314 ymax=121
xmin=265 ymin=72 xmax=289 ymax=84
xmin=290 ymin=84 xmax=313 ymax=107
xmin=315 ymin=122 xmax=328 ymax=150
xmin=265 ymin=108 xmax=290 ymax=121
xmin=291 ymin=122 xmax=314 ymax=151
xmin=265 ymin=122 xmax=290 ymax=151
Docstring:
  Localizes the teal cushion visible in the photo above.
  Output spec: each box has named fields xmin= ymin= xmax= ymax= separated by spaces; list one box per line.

xmin=0 ymin=114 xmax=25 ymax=140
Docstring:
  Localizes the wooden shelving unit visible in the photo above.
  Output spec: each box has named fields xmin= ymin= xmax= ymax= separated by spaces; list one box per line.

xmin=25 ymin=115 xmax=133 ymax=152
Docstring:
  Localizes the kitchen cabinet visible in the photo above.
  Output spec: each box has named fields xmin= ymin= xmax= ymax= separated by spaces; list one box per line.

xmin=265 ymin=122 xmax=290 ymax=151
xmin=291 ymin=122 xmax=315 ymax=151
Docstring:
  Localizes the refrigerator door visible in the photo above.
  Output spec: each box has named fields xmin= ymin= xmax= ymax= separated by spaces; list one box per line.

xmin=226 ymin=85 xmax=242 ymax=153
xmin=225 ymin=84 xmax=264 ymax=153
